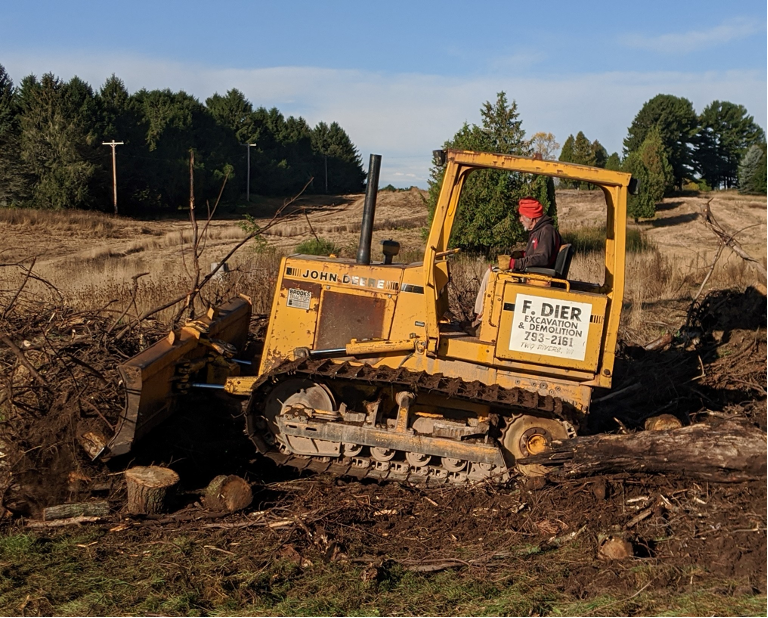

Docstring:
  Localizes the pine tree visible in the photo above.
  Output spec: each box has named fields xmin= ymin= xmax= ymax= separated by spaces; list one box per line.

xmin=624 ymin=94 xmax=698 ymax=190
xmin=623 ymin=126 xmax=672 ymax=220
xmin=559 ymin=135 xmax=574 ymax=163
xmin=18 ymin=73 xmax=99 ymax=209
xmin=205 ymin=89 xmax=256 ymax=143
xmin=695 ymin=100 xmax=765 ymax=189
xmin=591 ymin=140 xmax=608 ymax=168
xmin=750 ymin=146 xmax=767 ymax=195
xmin=312 ymin=121 xmax=365 ymax=193
xmin=738 ymin=144 xmax=767 ymax=195
xmin=427 ymin=92 xmax=556 ymax=254
xmin=605 ymin=152 xmax=622 ymax=171
xmin=0 ymin=64 xmax=30 ymax=206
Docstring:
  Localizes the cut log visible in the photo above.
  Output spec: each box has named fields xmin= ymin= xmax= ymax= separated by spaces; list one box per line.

xmin=43 ymin=501 xmax=110 ymax=521
xmin=520 ymin=420 xmax=766 ymax=482
xmin=125 ymin=466 xmax=179 ymax=515
xmin=203 ymin=475 xmax=253 ymax=512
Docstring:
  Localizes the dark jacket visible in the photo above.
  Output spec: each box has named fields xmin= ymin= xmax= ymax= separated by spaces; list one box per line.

xmin=510 ymin=215 xmax=562 ymax=272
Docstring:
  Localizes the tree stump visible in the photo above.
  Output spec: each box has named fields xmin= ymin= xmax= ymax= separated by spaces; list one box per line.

xmin=203 ymin=475 xmax=253 ymax=512
xmin=125 ymin=466 xmax=179 ymax=515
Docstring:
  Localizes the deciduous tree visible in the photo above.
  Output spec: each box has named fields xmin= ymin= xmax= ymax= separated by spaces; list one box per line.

xmin=530 ymin=131 xmax=559 ymax=160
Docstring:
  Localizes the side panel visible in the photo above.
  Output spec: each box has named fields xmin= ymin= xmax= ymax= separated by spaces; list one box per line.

xmin=315 ymin=290 xmax=389 ymax=349
xmin=259 ymin=256 xmax=405 ymax=374
xmin=495 ymin=284 xmax=607 ymax=372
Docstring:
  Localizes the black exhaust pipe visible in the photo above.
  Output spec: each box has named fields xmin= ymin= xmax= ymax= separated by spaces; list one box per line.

xmin=356 ymin=154 xmax=381 ymax=265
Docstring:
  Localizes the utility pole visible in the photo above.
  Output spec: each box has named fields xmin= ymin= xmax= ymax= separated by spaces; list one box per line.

xmin=102 ymin=140 xmax=124 ymax=215
xmin=240 ymin=143 xmax=257 ymax=201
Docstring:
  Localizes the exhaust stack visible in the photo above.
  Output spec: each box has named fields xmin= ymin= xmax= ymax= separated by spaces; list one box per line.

xmin=356 ymin=154 xmax=382 ymax=265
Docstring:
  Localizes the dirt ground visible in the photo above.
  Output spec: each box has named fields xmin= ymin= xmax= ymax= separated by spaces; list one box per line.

xmin=0 ymin=188 xmax=766 ymax=615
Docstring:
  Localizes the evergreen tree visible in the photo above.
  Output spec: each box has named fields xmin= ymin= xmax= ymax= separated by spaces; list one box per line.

xmin=623 ymin=126 xmax=673 ymax=220
xmin=311 ymin=121 xmax=365 ymax=193
xmin=18 ymin=73 xmax=99 ymax=209
xmin=738 ymin=143 xmax=767 ymax=195
xmin=695 ymin=100 xmax=765 ymax=189
xmin=571 ymin=131 xmax=595 ymax=166
xmin=557 ymin=134 xmax=575 ymax=188
xmin=205 ymin=89 xmax=256 ymax=143
xmin=427 ymin=92 xmax=556 ymax=254
xmin=559 ymin=135 xmax=574 ymax=164
xmin=558 ymin=132 xmax=608 ymax=188
xmin=0 ymin=64 xmax=30 ymax=206
xmin=591 ymin=139 xmax=608 ymax=169
xmin=624 ymin=94 xmax=698 ymax=190
xmin=752 ymin=142 xmax=768 ymax=195
xmin=605 ymin=152 xmax=622 ymax=171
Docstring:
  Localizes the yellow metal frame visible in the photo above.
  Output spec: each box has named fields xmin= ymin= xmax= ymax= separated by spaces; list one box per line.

xmin=424 ymin=150 xmax=630 ymax=387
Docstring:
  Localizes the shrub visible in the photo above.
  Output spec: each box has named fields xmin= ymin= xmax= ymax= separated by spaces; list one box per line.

xmin=295 ymin=237 xmax=341 ymax=255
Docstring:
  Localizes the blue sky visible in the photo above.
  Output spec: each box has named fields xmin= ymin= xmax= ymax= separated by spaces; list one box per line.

xmin=1 ymin=1 xmax=765 ymax=187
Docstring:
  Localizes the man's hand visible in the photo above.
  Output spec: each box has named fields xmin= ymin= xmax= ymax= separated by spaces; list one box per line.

xmin=510 ymin=250 xmax=525 ymax=259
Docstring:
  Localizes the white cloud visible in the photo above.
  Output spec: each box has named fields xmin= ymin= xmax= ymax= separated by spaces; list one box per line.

xmin=1 ymin=52 xmax=765 ymax=188
xmin=622 ymin=17 xmax=763 ymax=54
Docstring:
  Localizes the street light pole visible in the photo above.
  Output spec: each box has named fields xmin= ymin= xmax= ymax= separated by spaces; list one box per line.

xmin=102 ymin=140 xmax=124 ymax=215
xmin=240 ymin=143 xmax=257 ymax=201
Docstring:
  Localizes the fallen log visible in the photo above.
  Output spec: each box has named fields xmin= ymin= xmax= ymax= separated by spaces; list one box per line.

xmin=28 ymin=515 xmax=105 ymax=528
xmin=43 ymin=501 xmax=110 ymax=521
xmin=521 ymin=420 xmax=766 ymax=482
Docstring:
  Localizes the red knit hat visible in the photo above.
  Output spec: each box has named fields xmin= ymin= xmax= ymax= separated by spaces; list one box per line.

xmin=518 ymin=197 xmax=544 ymax=218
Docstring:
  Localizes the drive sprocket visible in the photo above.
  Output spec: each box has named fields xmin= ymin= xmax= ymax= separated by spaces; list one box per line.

xmin=502 ymin=414 xmax=574 ymax=477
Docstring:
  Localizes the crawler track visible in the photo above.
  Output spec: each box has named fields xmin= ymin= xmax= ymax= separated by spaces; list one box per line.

xmin=246 ymin=358 xmax=572 ymax=485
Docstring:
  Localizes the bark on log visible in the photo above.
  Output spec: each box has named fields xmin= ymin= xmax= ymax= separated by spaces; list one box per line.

xmin=125 ymin=466 xmax=179 ymax=514
xmin=43 ymin=501 xmax=110 ymax=521
xmin=203 ymin=475 xmax=253 ymax=512
xmin=520 ymin=420 xmax=766 ymax=482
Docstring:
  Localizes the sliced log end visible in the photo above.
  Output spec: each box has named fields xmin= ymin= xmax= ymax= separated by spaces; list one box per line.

xmin=204 ymin=475 xmax=252 ymax=512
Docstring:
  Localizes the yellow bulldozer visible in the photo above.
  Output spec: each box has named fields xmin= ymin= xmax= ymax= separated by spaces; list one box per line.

xmin=105 ymin=149 xmax=637 ymax=482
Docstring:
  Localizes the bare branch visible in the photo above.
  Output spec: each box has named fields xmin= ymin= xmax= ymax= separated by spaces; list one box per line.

xmin=700 ymin=199 xmax=767 ymax=281
xmin=0 ymin=334 xmax=52 ymax=391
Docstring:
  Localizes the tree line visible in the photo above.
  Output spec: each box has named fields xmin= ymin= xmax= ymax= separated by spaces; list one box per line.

xmin=558 ymin=94 xmax=765 ymax=219
xmin=0 ymin=65 xmax=365 ymax=214
xmin=428 ymin=91 xmax=765 ymax=250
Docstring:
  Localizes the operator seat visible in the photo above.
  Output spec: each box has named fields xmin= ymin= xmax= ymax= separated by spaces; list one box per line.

xmin=524 ymin=243 xmax=574 ymax=279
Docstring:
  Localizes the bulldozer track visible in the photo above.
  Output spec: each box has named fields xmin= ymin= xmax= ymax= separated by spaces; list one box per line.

xmin=247 ymin=357 xmax=570 ymax=485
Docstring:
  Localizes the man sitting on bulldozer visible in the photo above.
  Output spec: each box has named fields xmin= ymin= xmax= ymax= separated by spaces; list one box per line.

xmin=473 ymin=196 xmax=563 ymax=318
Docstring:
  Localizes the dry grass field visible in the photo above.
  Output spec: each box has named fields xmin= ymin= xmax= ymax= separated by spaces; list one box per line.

xmin=2 ymin=187 xmax=762 ymax=339
xmin=0 ymin=188 xmax=765 ymax=616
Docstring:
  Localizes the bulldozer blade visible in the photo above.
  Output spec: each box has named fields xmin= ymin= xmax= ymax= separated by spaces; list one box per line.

xmin=105 ymin=297 xmax=252 ymax=458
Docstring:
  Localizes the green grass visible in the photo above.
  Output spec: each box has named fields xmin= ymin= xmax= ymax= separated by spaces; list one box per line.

xmin=563 ymin=225 xmax=652 ymax=254
xmin=0 ymin=530 xmax=764 ymax=616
